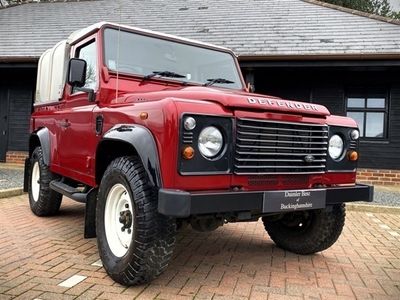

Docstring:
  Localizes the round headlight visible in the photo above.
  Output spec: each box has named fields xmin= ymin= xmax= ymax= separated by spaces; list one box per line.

xmin=184 ymin=117 xmax=196 ymax=130
xmin=328 ymin=135 xmax=344 ymax=160
xmin=198 ymin=126 xmax=223 ymax=158
xmin=350 ymin=129 xmax=360 ymax=140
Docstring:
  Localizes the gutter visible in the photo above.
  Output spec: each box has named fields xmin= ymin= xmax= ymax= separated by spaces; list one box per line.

xmin=2 ymin=53 xmax=400 ymax=65
xmin=0 ymin=56 xmax=39 ymax=63
xmin=238 ymin=53 xmax=400 ymax=61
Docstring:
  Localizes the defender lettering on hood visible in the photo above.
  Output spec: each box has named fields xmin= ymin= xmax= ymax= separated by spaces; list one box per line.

xmin=248 ymin=97 xmax=319 ymax=111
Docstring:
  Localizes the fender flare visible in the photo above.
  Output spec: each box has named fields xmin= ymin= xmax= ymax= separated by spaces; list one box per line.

xmin=100 ymin=124 xmax=163 ymax=187
xmin=29 ymin=127 xmax=51 ymax=166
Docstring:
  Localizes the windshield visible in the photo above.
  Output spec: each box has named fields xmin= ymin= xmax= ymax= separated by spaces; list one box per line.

xmin=103 ymin=28 xmax=243 ymax=89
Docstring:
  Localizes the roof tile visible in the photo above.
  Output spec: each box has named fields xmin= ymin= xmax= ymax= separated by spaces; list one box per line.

xmin=0 ymin=0 xmax=399 ymax=61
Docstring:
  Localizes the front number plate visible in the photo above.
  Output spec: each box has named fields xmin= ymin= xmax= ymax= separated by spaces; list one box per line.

xmin=262 ymin=189 xmax=326 ymax=213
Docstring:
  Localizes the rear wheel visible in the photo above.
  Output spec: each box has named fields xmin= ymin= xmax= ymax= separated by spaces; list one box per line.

xmin=262 ymin=204 xmax=345 ymax=254
xmin=96 ymin=156 xmax=176 ymax=286
xmin=28 ymin=147 xmax=62 ymax=216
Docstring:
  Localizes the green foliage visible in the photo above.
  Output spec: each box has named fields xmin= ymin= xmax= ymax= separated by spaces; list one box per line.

xmin=320 ymin=0 xmax=400 ymax=19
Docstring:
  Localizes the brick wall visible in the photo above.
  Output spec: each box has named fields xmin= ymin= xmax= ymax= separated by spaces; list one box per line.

xmin=357 ymin=168 xmax=400 ymax=186
xmin=5 ymin=151 xmax=28 ymax=164
xmin=4 ymin=151 xmax=400 ymax=186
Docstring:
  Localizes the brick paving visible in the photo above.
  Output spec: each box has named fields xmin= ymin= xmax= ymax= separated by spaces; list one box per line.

xmin=0 ymin=195 xmax=399 ymax=300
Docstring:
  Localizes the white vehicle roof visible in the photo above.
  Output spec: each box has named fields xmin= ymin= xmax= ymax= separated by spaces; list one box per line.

xmin=35 ymin=22 xmax=234 ymax=104
xmin=35 ymin=40 xmax=69 ymax=104
xmin=67 ymin=21 xmax=234 ymax=54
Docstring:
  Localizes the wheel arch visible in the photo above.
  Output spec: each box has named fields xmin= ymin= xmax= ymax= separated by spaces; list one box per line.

xmin=29 ymin=127 xmax=51 ymax=165
xmin=95 ymin=124 xmax=162 ymax=188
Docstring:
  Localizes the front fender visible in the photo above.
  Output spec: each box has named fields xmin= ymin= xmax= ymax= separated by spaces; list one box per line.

xmin=101 ymin=124 xmax=162 ymax=187
xmin=29 ymin=127 xmax=51 ymax=165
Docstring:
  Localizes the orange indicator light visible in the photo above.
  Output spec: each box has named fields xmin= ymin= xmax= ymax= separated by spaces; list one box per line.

xmin=348 ymin=150 xmax=358 ymax=161
xmin=182 ymin=146 xmax=195 ymax=160
xmin=140 ymin=112 xmax=148 ymax=120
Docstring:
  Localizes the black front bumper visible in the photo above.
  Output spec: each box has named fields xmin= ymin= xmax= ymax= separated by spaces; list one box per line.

xmin=158 ymin=184 xmax=374 ymax=217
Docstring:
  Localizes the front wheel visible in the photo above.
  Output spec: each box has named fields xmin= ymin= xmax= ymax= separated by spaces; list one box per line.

xmin=262 ymin=204 xmax=345 ymax=255
xmin=28 ymin=147 xmax=62 ymax=216
xmin=96 ymin=156 xmax=176 ymax=286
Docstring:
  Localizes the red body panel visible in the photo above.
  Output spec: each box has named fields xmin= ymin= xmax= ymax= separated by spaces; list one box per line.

xmin=31 ymin=27 xmax=358 ymax=192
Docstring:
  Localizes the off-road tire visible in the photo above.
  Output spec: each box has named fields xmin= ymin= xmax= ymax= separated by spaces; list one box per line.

xmin=28 ymin=147 xmax=63 ymax=216
xmin=96 ymin=156 xmax=176 ymax=286
xmin=262 ymin=204 xmax=345 ymax=255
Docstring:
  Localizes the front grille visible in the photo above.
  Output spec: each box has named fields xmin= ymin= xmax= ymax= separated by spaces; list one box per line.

xmin=234 ymin=118 xmax=329 ymax=174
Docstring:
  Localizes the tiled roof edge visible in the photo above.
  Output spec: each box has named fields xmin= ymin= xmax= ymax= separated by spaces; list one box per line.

xmin=0 ymin=0 xmax=99 ymax=10
xmin=302 ymin=0 xmax=400 ymax=25
xmin=0 ymin=3 xmax=20 ymax=9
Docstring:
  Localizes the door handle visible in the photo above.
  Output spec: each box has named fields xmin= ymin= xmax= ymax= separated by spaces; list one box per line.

xmin=60 ymin=119 xmax=71 ymax=128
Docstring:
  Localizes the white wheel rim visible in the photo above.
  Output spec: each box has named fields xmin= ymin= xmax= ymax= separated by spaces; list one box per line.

xmin=31 ymin=162 xmax=40 ymax=202
xmin=104 ymin=183 xmax=134 ymax=257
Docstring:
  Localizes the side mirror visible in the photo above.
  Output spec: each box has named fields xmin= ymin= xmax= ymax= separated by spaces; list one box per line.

xmin=68 ymin=58 xmax=86 ymax=87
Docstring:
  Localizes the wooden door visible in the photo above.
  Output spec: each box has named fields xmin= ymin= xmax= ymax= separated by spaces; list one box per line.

xmin=0 ymin=87 xmax=9 ymax=162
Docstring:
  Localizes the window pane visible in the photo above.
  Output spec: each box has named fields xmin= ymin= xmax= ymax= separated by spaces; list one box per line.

xmin=367 ymin=98 xmax=385 ymax=108
xmin=78 ymin=41 xmax=97 ymax=90
xmin=347 ymin=112 xmax=364 ymax=137
xmin=347 ymin=98 xmax=365 ymax=108
xmin=365 ymin=113 xmax=384 ymax=138
xmin=103 ymin=28 xmax=243 ymax=89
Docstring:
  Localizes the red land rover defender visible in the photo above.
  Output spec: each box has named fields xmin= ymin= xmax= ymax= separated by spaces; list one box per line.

xmin=25 ymin=22 xmax=373 ymax=285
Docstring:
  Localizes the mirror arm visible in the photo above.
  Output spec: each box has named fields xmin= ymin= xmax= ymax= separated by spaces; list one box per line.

xmin=74 ymin=87 xmax=96 ymax=102
xmin=246 ymin=82 xmax=255 ymax=93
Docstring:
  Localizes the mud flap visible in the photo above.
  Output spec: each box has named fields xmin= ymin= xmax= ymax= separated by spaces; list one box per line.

xmin=23 ymin=157 xmax=30 ymax=192
xmin=84 ymin=188 xmax=98 ymax=238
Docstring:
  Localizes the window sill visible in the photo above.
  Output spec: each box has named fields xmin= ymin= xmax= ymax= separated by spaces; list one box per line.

xmin=360 ymin=139 xmax=390 ymax=144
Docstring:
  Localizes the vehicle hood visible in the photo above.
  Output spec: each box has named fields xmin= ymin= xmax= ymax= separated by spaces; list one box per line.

xmin=124 ymin=86 xmax=330 ymax=117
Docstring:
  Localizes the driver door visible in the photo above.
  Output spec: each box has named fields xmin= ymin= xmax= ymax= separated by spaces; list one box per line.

xmin=57 ymin=38 xmax=99 ymax=184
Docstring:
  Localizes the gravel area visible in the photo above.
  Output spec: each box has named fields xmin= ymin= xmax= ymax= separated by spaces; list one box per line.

xmin=360 ymin=186 xmax=400 ymax=207
xmin=0 ymin=167 xmax=24 ymax=190
xmin=0 ymin=165 xmax=399 ymax=207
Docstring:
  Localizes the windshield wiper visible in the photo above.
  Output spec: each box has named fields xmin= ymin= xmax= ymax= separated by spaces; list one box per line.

xmin=143 ymin=71 xmax=186 ymax=80
xmin=203 ymin=78 xmax=235 ymax=86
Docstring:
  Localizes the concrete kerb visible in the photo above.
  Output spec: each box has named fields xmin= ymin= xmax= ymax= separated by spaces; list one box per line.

xmin=0 ymin=188 xmax=24 ymax=199
xmin=346 ymin=203 xmax=400 ymax=214
xmin=0 ymin=162 xmax=24 ymax=170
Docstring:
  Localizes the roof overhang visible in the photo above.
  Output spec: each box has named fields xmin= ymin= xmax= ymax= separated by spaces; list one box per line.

xmin=240 ymin=59 xmax=400 ymax=69
xmin=1 ymin=43 xmax=399 ymax=66
xmin=2 ymin=53 xmax=400 ymax=64
xmin=238 ymin=53 xmax=400 ymax=61
xmin=0 ymin=56 xmax=39 ymax=63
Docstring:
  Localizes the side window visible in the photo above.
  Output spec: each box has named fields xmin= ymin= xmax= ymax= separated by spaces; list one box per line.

xmin=346 ymin=88 xmax=389 ymax=140
xmin=76 ymin=40 xmax=97 ymax=90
